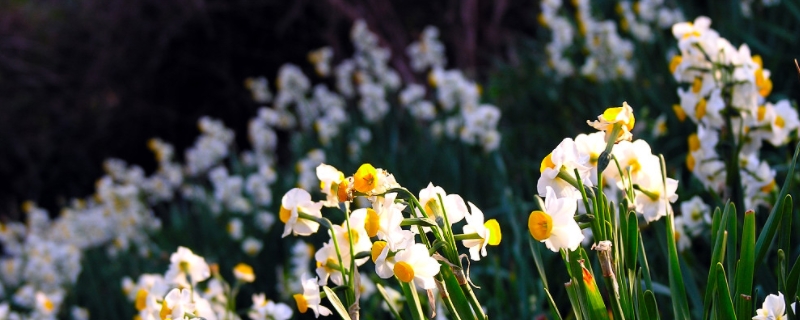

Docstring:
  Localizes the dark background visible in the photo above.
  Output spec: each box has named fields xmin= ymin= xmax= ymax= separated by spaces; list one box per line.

xmin=0 ymin=0 xmax=537 ymax=219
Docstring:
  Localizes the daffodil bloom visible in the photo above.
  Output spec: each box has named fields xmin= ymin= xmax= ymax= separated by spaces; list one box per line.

xmin=354 ymin=163 xmax=379 ymax=193
xmin=417 ymin=183 xmax=466 ymax=225
xmin=633 ymin=174 xmax=679 ymax=222
xmin=587 ymin=102 xmax=636 ymax=143
xmin=765 ymin=100 xmax=800 ymax=147
xmin=316 ymin=164 xmax=346 ymax=207
xmin=34 ymin=292 xmax=57 ymax=316
xmin=233 ymin=263 xmax=255 ymax=283
xmin=753 ymin=292 xmax=795 ymax=320
xmin=367 ymin=193 xmax=406 ymax=243
xmin=293 ymin=274 xmax=331 ymax=318
xmin=680 ymin=195 xmax=711 ymax=237
xmin=461 ymin=202 xmax=501 ymax=261
xmin=314 ymin=241 xmax=350 ymax=286
xmin=392 ymin=243 xmax=441 ymax=290
xmin=161 ymin=288 xmax=195 ymax=320
xmin=164 ymin=247 xmax=210 ymax=288
xmin=249 ymin=293 xmax=293 ymax=320
xmin=529 ymin=186 xmax=584 ymax=252
xmin=280 ymin=188 xmax=323 ymax=238
xmin=333 ymin=208 xmax=373 ymax=266
xmin=537 ymin=138 xmax=594 ymax=199
xmin=607 ymin=139 xmax=660 ymax=189
xmin=673 ymin=216 xmax=691 ymax=252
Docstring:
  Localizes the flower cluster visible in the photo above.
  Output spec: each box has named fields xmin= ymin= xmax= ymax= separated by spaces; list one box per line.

xmin=243 ymin=20 xmax=502 ymax=153
xmin=123 ymin=247 xmax=292 ymax=320
xmin=538 ymin=0 xmax=683 ymax=81
xmin=671 ymin=16 xmax=800 ymax=210
xmin=278 ymin=162 xmax=501 ymax=318
xmin=532 ymin=102 xmax=680 ymax=252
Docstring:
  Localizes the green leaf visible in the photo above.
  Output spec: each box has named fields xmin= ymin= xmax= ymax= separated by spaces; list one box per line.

xmin=704 ymin=204 xmax=731 ymax=320
xmin=755 ymin=141 xmax=800 ymax=264
xmin=734 ymin=210 xmax=756 ymax=319
xmin=544 ymin=287 xmax=564 ymax=320
xmin=715 ymin=263 xmax=736 ymax=320
xmin=323 ymin=286 xmax=353 ymax=320
xmin=643 ymin=290 xmax=660 ymax=320
xmin=624 ymin=210 xmax=639 ymax=272
xmin=376 ymin=284 xmax=404 ymax=320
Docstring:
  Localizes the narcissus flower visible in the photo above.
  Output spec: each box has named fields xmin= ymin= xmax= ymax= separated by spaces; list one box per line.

xmin=316 ymin=164 xmax=346 ymax=207
xmin=753 ymin=292 xmax=795 ymax=320
xmin=392 ymin=243 xmax=441 ymax=290
xmin=233 ymin=263 xmax=255 ymax=283
xmin=633 ymin=174 xmax=679 ymax=222
xmin=354 ymin=163 xmax=379 ymax=193
xmin=587 ymin=102 xmax=636 ymax=142
xmin=161 ymin=288 xmax=195 ymax=320
xmin=293 ymin=274 xmax=331 ymax=318
xmin=249 ymin=293 xmax=293 ymax=320
xmin=461 ymin=202 xmax=501 ymax=261
xmin=164 ymin=247 xmax=211 ymax=288
xmin=280 ymin=188 xmax=323 ymax=238
xmin=537 ymin=138 xmax=594 ymax=199
xmin=529 ymin=186 xmax=583 ymax=252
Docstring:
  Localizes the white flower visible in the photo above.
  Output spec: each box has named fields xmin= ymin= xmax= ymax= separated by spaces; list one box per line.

xmin=634 ymin=174 xmax=679 ymax=222
xmin=461 ymin=202 xmax=501 ymax=261
xmin=280 ymin=188 xmax=323 ymax=237
xmin=164 ymin=247 xmax=211 ymax=287
xmin=316 ymin=164 xmax=346 ymax=207
xmin=163 ymin=288 xmax=195 ymax=319
xmin=680 ymin=195 xmax=711 ymax=237
xmin=392 ymin=243 xmax=441 ymax=290
xmin=242 ymin=237 xmax=264 ymax=256
xmin=249 ymin=293 xmax=293 ymax=320
xmin=537 ymin=138 xmax=594 ymax=199
xmin=293 ymin=274 xmax=332 ymax=318
xmin=753 ymin=292 xmax=792 ymax=320
xmin=529 ymin=186 xmax=584 ymax=252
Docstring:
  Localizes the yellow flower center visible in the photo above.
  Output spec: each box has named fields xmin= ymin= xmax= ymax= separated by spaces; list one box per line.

xmin=686 ymin=153 xmax=696 ymax=171
xmin=669 ymin=55 xmax=682 ymax=74
xmin=318 ymin=258 xmax=338 ymax=273
xmin=234 ymin=263 xmax=255 ymax=282
xmin=528 ymin=211 xmax=553 ymax=241
xmin=344 ymin=228 xmax=359 ymax=244
xmin=43 ymin=297 xmax=54 ymax=312
xmin=761 ymin=180 xmax=776 ymax=193
xmin=294 ymin=293 xmax=309 ymax=314
xmin=755 ymin=68 xmax=773 ymax=97
xmin=696 ymin=98 xmax=707 ymax=120
xmin=279 ymin=206 xmax=292 ymax=223
xmin=160 ymin=300 xmax=172 ymax=320
xmin=688 ymin=133 xmax=700 ymax=152
xmin=371 ymin=241 xmax=387 ymax=263
xmin=394 ymin=261 xmax=415 ymax=283
xmin=540 ymin=153 xmax=556 ymax=174
xmin=135 ymin=289 xmax=148 ymax=311
xmin=601 ymin=106 xmax=635 ymax=131
xmin=485 ymin=219 xmax=502 ymax=245
xmin=338 ymin=179 xmax=350 ymax=202
xmin=537 ymin=13 xmax=548 ymax=26
xmin=776 ymin=115 xmax=786 ymax=128
xmin=672 ymin=104 xmax=687 ymax=122
xmin=753 ymin=55 xmax=763 ymax=68
xmin=629 ymin=159 xmax=642 ymax=175
xmin=354 ymin=163 xmax=378 ymax=193
xmin=424 ymin=198 xmax=441 ymax=218
xmin=757 ymin=105 xmax=767 ymax=122
xmin=365 ymin=208 xmax=380 ymax=238
xmin=691 ymin=77 xmax=703 ymax=93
